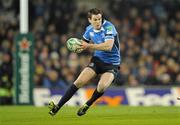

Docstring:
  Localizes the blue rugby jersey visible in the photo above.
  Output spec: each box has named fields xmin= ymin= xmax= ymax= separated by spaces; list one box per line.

xmin=83 ymin=20 xmax=121 ymax=65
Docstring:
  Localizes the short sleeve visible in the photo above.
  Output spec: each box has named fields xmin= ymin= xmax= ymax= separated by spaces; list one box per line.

xmin=83 ymin=29 xmax=91 ymax=43
xmin=105 ymin=25 xmax=115 ymax=41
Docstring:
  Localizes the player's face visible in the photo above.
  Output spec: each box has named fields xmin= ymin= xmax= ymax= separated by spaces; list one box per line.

xmin=88 ymin=14 xmax=102 ymax=30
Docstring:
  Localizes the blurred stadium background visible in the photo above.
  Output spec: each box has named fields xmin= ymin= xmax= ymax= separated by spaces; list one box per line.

xmin=0 ymin=0 xmax=180 ymax=107
xmin=0 ymin=0 xmax=180 ymax=125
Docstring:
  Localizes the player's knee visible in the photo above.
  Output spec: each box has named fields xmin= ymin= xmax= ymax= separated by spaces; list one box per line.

xmin=97 ymin=84 xmax=108 ymax=92
xmin=73 ymin=80 xmax=85 ymax=88
xmin=97 ymin=87 xmax=106 ymax=93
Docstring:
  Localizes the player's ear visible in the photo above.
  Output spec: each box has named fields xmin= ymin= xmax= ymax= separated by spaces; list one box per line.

xmin=88 ymin=18 xmax=91 ymax=23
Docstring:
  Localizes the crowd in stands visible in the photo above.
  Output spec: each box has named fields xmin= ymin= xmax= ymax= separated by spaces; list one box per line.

xmin=108 ymin=0 xmax=180 ymax=86
xmin=0 ymin=0 xmax=179 ymax=94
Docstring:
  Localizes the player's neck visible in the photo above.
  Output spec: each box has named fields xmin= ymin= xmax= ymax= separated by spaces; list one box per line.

xmin=93 ymin=27 xmax=105 ymax=32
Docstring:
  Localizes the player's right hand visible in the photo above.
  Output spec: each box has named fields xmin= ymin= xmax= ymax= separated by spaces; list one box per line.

xmin=78 ymin=40 xmax=89 ymax=50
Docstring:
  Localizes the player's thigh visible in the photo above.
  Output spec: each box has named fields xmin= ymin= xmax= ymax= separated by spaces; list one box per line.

xmin=97 ymin=72 xmax=114 ymax=92
xmin=74 ymin=67 xmax=97 ymax=88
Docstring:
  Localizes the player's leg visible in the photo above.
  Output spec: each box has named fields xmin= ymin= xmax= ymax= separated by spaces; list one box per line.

xmin=74 ymin=67 xmax=97 ymax=88
xmin=49 ymin=67 xmax=96 ymax=116
xmin=77 ymin=72 xmax=114 ymax=116
xmin=56 ymin=67 xmax=96 ymax=109
xmin=96 ymin=72 xmax=114 ymax=92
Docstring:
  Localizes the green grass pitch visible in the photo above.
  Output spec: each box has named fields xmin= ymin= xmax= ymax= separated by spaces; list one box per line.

xmin=0 ymin=106 xmax=180 ymax=125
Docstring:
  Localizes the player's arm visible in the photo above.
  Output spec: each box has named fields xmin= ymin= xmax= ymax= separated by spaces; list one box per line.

xmin=81 ymin=25 xmax=114 ymax=51
xmin=81 ymin=39 xmax=114 ymax=51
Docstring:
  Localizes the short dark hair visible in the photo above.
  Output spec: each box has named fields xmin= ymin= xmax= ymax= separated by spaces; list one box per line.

xmin=87 ymin=8 xmax=103 ymax=19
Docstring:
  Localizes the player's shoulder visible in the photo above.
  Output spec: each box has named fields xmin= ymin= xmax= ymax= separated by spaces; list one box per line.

xmin=103 ymin=20 xmax=113 ymax=26
xmin=103 ymin=20 xmax=116 ymax=31
xmin=103 ymin=20 xmax=117 ymax=34
xmin=85 ymin=25 xmax=93 ymax=32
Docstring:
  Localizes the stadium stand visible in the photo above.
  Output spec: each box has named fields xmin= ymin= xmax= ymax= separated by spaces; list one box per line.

xmin=0 ymin=0 xmax=179 ymax=104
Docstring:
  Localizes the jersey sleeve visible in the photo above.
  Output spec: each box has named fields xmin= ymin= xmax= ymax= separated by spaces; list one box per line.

xmin=82 ymin=28 xmax=91 ymax=43
xmin=104 ymin=25 xmax=116 ymax=41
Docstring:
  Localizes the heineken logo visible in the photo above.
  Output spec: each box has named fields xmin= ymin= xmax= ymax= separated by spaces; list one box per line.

xmin=19 ymin=52 xmax=30 ymax=103
xmin=15 ymin=34 xmax=34 ymax=105
xmin=19 ymin=38 xmax=31 ymax=51
xmin=18 ymin=37 xmax=31 ymax=103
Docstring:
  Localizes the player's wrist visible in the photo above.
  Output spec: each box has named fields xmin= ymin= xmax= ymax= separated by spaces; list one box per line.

xmin=87 ymin=43 xmax=95 ymax=50
xmin=86 ymin=43 xmax=91 ymax=49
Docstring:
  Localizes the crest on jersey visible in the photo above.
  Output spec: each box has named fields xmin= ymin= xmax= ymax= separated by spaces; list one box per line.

xmin=106 ymin=26 xmax=113 ymax=34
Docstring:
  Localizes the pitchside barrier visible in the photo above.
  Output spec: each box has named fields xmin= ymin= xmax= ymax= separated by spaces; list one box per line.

xmin=33 ymin=87 xmax=180 ymax=107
